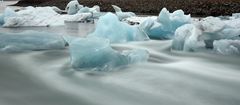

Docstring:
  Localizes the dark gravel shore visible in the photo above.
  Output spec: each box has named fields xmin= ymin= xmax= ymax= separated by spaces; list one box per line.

xmin=14 ymin=0 xmax=240 ymax=17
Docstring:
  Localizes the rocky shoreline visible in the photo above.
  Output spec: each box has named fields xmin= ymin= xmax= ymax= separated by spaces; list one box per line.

xmin=13 ymin=0 xmax=240 ymax=17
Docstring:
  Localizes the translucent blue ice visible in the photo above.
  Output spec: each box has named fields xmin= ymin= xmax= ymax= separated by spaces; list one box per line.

xmin=0 ymin=31 xmax=66 ymax=53
xmin=140 ymin=8 xmax=191 ymax=39
xmin=66 ymin=0 xmax=83 ymax=15
xmin=88 ymin=13 xmax=149 ymax=43
xmin=68 ymin=37 xmax=149 ymax=71
xmin=0 ymin=7 xmax=17 ymax=25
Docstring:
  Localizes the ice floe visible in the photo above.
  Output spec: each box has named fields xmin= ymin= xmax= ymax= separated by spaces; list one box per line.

xmin=67 ymin=37 xmax=149 ymax=71
xmin=0 ymin=31 xmax=66 ymax=53
xmin=89 ymin=13 xmax=149 ymax=43
xmin=139 ymin=8 xmax=191 ymax=39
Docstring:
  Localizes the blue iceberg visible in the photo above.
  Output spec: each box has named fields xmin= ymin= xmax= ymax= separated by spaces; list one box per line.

xmin=88 ymin=13 xmax=149 ymax=43
xmin=0 ymin=31 xmax=66 ymax=53
xmin=0 ymin=7 xmax=17 ymax=25
xmin=68 ymin=37 xmax=149 ymax=71
xmin=140 ymin=8 xmax=191 ymax=39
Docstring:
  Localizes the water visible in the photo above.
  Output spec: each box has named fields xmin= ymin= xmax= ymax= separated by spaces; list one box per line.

xmin=1 ymin=1 xmax=240 ymax=105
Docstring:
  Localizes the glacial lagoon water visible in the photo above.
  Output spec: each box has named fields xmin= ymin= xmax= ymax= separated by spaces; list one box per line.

xmin=1 ymin=1 xmax=240 ymax=105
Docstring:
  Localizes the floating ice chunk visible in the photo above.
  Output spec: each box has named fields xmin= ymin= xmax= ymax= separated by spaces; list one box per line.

xmin=172 ymin=24 xmax=205 ymax=52
xmin=66 ymin=0 xmax=83 ymax=15
xmin=112 ymin=5 xmax=136 ymax=21
xmin=0 ymin=31 xmax=66 ymax=53
xmin=0 ymin=7 xmax=17 ymax=25
xmin=68 ymin=37 xmax=149 ymax=71
xmin=89 ymin=13 xmax=149 ymax=43
xmin=140 ymin=8 xmax=191 ymax=39
xmin=214 ymin=40 xmax=240 ymax=55
xmin=172 ymin=16 xmax=240 ymax=54
xmin=172 ymin=24 xmax=196 ymax=51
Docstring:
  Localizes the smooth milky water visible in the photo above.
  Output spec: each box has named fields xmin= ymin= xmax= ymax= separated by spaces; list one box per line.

xmin=0 ymin=1 xmax=240 ymax=105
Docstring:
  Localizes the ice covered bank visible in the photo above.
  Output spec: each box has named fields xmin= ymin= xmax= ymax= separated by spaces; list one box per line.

xmin=67 ymin=37 xmax=149 ymax=71
xmin=89 ymin=13 xmax=149 ymax=43
xmin=139 ymin=8 xmax=191 ymax=39
xmin=172 ymin=16 xmax=240 ymax=55
xmin=0 ymin=31 xmax=66 ymax=53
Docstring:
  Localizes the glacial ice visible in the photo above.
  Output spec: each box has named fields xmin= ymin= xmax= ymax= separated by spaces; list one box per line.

xmin=78 ymin=5 xmax=100 ymax=13
xmin=214 ymin=40 xmax=240 ymax=55
xmin=68 ymin=37 xmax=149 ymax=70
xmin=172 ymin=16 xmax=240 ymax=54
xmin=0 ymin=31 xmax=66 ymax=53
xmin=112 ymin=5 xmax=136 ymax=21
xmin=2 ymin=6 xmax=66 ymax=27
xmin=0 ymin=6 xmax=100 ymax=27
xmin=88 ymin=13 xmax=149 ymax=43
xmin=0 ymin=7 xmax=17 ymax=25
xmin=66 ymin=0 xmax=83 ymax=15
xmin=140 ymin=8 xmax=191 ymax=39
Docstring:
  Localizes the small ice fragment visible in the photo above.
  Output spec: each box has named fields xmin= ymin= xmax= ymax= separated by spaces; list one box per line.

xmin=89 ymin=13 xmax=149 ymax=43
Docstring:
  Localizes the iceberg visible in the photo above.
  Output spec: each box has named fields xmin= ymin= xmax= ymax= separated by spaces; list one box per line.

xmin=140 ymin=8 xmax=191 ymax=39
xmin=66 ymin=0 xmax=83 ymax=15
xmin=0 ymin=31 xmax=66 ymax=53
xmin=112 ymin=5 xmax=136 ymax=21
xmin=88 ymin=13 xmax=149 ymax=43
xmin=172 ymin=16 xmax=240 ymax=54
xmin=214 ymin=40 xmax=240 ymax=55
xmin=68 ymin=37 xmax=149 ymax=71
xmin=0 ymin=7 xmax=17 ymax=25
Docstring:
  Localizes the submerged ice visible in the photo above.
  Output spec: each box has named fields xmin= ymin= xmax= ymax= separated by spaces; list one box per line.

xmin=140 ymin=8 xmax=191 ymax=39
xmin=89 ymin=13 xmax=149 ymax=43
xmin=68 ymin=37 xmax=149 ymax=70
xmin=0 ymin=31 xmax=66 ymax=52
